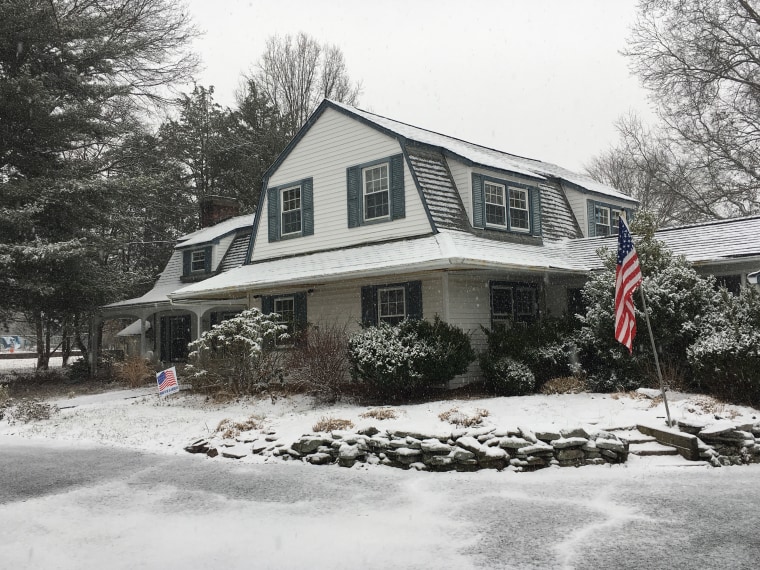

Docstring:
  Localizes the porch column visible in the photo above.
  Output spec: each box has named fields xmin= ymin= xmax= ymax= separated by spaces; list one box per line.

xmin=139 ymin=316 xmax=146 ymax=358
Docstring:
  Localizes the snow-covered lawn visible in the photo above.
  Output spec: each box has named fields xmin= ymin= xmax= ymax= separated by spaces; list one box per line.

xmin=2 ymin=385 xmax=758 ymax=468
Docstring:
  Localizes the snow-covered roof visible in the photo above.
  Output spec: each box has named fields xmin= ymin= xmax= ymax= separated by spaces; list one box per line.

xmin=562 ymin=215 xmax=760 ymax=270
xmin=103 ymin=216 xmax=254 ymax=312
xmin=169 ymin=230 xmax=587 ymax=300
xmin=328 ymin=100 xmax=636 ymax=203
xmin=116 ymin=319 xmax=151 ymax=336
xmin=177 ymin=214 xmax=253 ymax=248
xmin=169 ymin=216 xmax=760 ymax=301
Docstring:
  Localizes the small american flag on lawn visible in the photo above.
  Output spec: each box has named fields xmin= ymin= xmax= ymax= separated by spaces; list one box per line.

xmin=156 ymin=366 xmax=179 ymax=396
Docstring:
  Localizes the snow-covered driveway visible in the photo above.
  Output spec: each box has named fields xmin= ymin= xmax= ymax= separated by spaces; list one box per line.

xmin=1 ymin=436 xmax=759 ymax=569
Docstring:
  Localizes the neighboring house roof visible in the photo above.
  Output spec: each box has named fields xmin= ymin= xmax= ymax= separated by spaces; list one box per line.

xmin=326 ymin=100 xmax=637 ymax=204
xmin=116 ymin=319 xmax=151 ymax=336
xmin=563 ymin=215 xmax=760 ymax=270
xmin=104 ymin=215 xmax=253 ymax=311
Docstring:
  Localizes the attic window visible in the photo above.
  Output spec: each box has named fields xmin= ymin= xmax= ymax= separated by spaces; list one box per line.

xmin=509 ymin=188 xmax=530 ymax=232
xmin=472 ymin=174 xmax=540 ymax=236
xmin=485 ymin=181 xmax=506 ymax=226
xmin=281 ymin=186 xmax=302 ymax=236
xmin=595 ymin=206 xmax=611 ymax=236
xmin=363 ymin=163 xmax=390 ymax=221
xmin=190 ymin=250 xmax=206 ymax=272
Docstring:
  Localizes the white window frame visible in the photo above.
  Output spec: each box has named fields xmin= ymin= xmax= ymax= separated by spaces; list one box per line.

xmin=595 ymin=205 xmax=611 ymax=236
xmin=190 ymin=250 xmax=206 ymax=273
xmin=362 ymin=163 xmax=390 ymax=221
xmin=610 ymin=209 xmax=623 ymax=235
xmin=280 ymin=185 xmax=302 ymax=237
xmin=484 ymin=181 xmax=507 ymax=227
xmin=378 ymin=286 xmax=406 ymax=324
xmin=273 ymin=296 xmax=295 ymax=346
xmin=491 ymin=285 xmax=514 ymax=324
xmin=508 ymin=187 xmax=530 ymax=232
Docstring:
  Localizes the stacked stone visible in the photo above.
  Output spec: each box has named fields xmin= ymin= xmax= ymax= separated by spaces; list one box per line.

xmin=260 ymin=425 xmax=630 ymax=471
xmin=679 ymin=420 xmax=760 ymax=467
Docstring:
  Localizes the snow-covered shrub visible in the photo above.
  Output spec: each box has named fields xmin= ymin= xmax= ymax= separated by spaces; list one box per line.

xmin=688 ymin=287 xmax=760 ymax=405
xmin=480 ymin=317 xmax=576 ymax=388
xmin=186 ymin=308 xmax=288 ymax=395
xmin=574 ymin=211 xmax=720 ymax=392
xmin=348 ymin=318 xmax=474 ymax=400
xmin=286 ymin=323 xmax=352 ymax=403
xmin=482 ymin=356 xmax=535 ymax=396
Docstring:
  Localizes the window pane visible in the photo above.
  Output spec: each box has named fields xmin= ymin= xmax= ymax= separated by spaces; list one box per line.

xmin=274 ymin=297 xmax=295 ymax=345
xmin=492 ymin=287 xmax=513 ymax=322
xmin=515 ymin=288 xmax=536 ymax=316
xmin=191 ymin=250 xmax=205 ymax=272
xmin=364 ymin=164 xmax=389 ymax=220
xmin=485 ymin=182 xmax=506 ymax=226
xmin=378 ymin=287 xmax=405 ymax=325
xmin=281 ymin=187 xmax=302 ymax=235
xmin=509 ymin=189 xmax=530 ymax=230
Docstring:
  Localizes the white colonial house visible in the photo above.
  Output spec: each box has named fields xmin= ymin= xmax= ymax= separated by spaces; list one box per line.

xmin=98 ymin=100 xmax=760 ymax=382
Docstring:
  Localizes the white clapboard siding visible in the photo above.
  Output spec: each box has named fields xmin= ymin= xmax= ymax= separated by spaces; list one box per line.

xmin=252 ymin=108 xmax=433 ymax=262
xmin=446 ymin=157 xmax=472 ymax=224
xmin=564 ymin=187 xmax=590 ymax=237
xmin=213 ymin=234 xmax=236 ymax=270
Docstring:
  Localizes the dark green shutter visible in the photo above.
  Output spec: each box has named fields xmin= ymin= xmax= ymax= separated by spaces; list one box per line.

xmin=587 ymin=200 xmax=596 ymax=237
xmin=302 ymin=178 xmax=314 ymax=236
xmin=360 ymin=285 xmax=377 ymax=326
xmin=267 ymin=187 xmax=279 ymax=242
xmin=347 ymin=166 xmax=362 ymax=228
xmin=472 ymin=174 xmax=484 ymax=228
xmin=530 ymin=188 xmax=542 ymax=236
xmin=203 ymin=246 xmax=212 ymax=273
xmin=261 ymin=295 xmax=273 ymax=315
xmin=294 ymin=292 xmax=308 ymax=346
xmin=182 ymin=250 xmax=190 ymax=276
xmin=390 ymin=154 xmax=405 ymax=220
xmin=406 ymin=280 xmax=423 ymax=320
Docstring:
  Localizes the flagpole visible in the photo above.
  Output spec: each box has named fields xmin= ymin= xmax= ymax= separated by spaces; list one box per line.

xmin=637 ymin=285 xmax=673 ymax=427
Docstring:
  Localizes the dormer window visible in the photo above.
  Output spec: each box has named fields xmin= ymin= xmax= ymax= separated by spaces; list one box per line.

xmin=587 ymin=200 xmax=634 ymax=237
xmin=181 ymin=245 xmax=212 ymax=281
xmin=347 ymin=155 xmax=405 ymax=228
xmin=473 ymin=174 xmax=539 ymax=235
xmin=190 ymin=250 xmax=206 ymax=272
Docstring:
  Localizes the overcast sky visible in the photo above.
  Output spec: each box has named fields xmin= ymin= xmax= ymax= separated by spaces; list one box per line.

xmin=184 ymin=0 xmax=654 ymax=172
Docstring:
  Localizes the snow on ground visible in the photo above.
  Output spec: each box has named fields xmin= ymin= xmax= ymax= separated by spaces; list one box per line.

xmin=2 ymin=383 xmax=758 ymax=469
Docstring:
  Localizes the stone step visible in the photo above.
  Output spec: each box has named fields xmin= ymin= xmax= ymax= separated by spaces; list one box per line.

xmin=614 ymin=430 xmax=657 ymax=445
xmin=629 ymin=442 xmax=680 ymax=456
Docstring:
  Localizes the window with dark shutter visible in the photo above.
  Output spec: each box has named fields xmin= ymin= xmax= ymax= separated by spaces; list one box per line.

xmin=261 ymin=292 xmax=307 ymax=347
xmin=490 ymin=281 xmax=538 ymax=326
xmin=267 ymin=178 xmax=313 ymax=241
xmin=347 ymin=154 xmax=404 ymax=227
xmin=473 ymin=174 xmax=540 ymax=235
xmin=360 ymin=280 xmax=422 ymax=325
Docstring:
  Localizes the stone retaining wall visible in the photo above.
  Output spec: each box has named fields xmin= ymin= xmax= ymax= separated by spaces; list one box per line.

xmin=186 ymin=425 xmax=630 ymax=471
xmin=677 ymin=419 xmax=760 ymax=467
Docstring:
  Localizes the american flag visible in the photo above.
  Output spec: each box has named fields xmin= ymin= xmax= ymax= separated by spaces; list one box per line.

xmin=156 ymin=366 xmax=179 ymax=396
xmin=615 ymin=217 xmax=643 ymax=353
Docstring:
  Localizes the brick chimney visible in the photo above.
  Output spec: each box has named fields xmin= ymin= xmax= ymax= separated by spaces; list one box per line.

xmin=200 ymin=196 xmax=240 ymax=228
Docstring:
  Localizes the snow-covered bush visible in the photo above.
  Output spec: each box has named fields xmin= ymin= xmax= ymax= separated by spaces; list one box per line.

xmin=480 ymin=317 xmax=577 ymax=388
xmin=574 ymin=211 xmax=720 ymax=391
xmin=688 ymin=287 xmax=760 ymax=405
xmin=481 ymin=356 xmax=535 ymax=396
xmin=348 ymin=318 xmax=474 ymax=400
xmin=186 ymin=308 xmax=288 ymax=395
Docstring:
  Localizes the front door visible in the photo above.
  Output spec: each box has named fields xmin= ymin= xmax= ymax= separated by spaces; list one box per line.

xmin=160 ymin=315 xmax=191 ymax=362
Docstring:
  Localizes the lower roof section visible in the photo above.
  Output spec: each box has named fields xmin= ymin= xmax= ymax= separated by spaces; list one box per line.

xmin=169 ymin=230 xmax=587 ymax=301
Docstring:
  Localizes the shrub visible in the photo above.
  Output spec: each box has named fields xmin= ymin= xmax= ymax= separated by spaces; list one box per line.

xmin=687 ymin=287 xmax=760 ymax=405
xmin=359 ymin=407 xmax=398 ymax=420
xmin=286 ymin=323 xmax=352 ymax=403
xmin=348 ymin=318 xmax=475 ymax=400
xmin=540 ymin=376 xmax=586 ymax=395
xmin=482 ymin=356 xmax=535 ymax=396
xmin=312 ymin=416 xmax=354 ymax=432
xmin=438 ymin=406 xmax=490 ymax=427
xmin=114 ymin=355 xmax=154 ymax=388
xmin=185 ymin=308 xmax=288 ymax=395
xmin=6 ymin=399 xmax=58 ymax=424
xmin=480 ymin=317 xmax=577 ymax=388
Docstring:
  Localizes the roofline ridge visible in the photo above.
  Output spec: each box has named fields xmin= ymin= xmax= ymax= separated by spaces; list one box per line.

xmin=656 ymin=214 xmax=760 ymax=233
